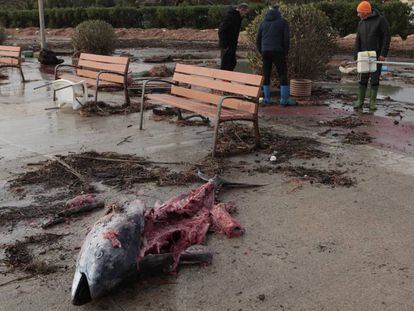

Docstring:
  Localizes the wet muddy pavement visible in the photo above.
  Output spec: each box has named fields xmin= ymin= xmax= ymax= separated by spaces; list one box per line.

xmin=1 ymin=59 xmax=414 ymax=311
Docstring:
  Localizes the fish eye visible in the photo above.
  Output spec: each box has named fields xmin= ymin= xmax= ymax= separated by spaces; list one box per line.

xmin=95 ymin=249 xmax=104 ymax=259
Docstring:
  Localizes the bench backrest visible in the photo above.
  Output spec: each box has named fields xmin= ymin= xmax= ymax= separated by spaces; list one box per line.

xmin=77 ymin=53 xmax=129 ymax=84
xmin=171 ymin=64 xmax=263 ymax=114
xmin=0 ymin=45 xmax=22 ymax=66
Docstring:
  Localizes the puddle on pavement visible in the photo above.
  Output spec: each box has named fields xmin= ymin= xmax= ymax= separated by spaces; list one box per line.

xmin=324 ymin=80 xmax=414 ymax=105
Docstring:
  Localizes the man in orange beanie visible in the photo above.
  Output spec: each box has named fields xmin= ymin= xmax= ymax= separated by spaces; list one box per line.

xmin=354 ymin=1 xmax=390 ymax=112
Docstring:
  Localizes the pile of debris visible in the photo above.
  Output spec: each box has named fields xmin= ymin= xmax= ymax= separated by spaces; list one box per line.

xmin=254 ymin=165 xmax=355 ymax=187
xmin=3 ymin=233 xmax=64 ymax=275
xmin=79 ymin=101 xmax=155 ymax=117
xmin=321 ymin=116 xmax=371 ymax=129
xmin=343 ymin=131 xmax=373 ymax=145
xmin=9 ymin=152 xmax=228 ymax=192
xmin=216 ymin=123 xmax=329 ymax=161
xmin=147 ymin=65 xmax=174 ymax=77
xmin=151 ymin=107 xmax=211 ymax=127
xmin=284 ymin=166 xmax=355 ymax=187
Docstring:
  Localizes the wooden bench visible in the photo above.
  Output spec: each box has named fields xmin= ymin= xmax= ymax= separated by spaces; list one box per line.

xmin=0 ymin=45 xmax=25 ymax=82
xmin=139 ymin=63 xmax=264 ymax=156
xmin=54 ymin=53 xmax=130 ymax=105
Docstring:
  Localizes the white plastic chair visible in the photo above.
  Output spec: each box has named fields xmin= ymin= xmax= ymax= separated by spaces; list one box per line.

xmin=52 ymin=79 xmax=88 ymax=110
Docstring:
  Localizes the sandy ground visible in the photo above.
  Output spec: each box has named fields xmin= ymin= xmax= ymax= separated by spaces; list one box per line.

xmin=5 ymin=27 xmax=414 ymax=57
xmin=1 ymin=56 xmax=414 ymax=311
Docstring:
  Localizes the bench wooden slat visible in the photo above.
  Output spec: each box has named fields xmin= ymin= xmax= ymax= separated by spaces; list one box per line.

xmin=78 ymin=59 xmax=128 ymax=74
xmin=59 ymin=73 xmax=118 ymax=87
xmin=80 ymin=53 xmax=129 ymax=65
xmin=0 ymin=58 xmax=19 ymax=65
xmin=0 ymin=51 xmax=20 ymax=57
xmin=56 ymin=52 xmax=130 ymax=104
xmin=77 ymin=69 xmax=125 ymax=84
xmin=0 ymin=45 xmax=21 ymax=52
xmin=175 ymin=63 xmax=263 ymax=86
xmin=147 ymin=94 xmax=254 ymax=121
xmin=173 ymin=72 xmax=260 ymax=98
xmin=171 ymin=85 xmax=256 ymax=114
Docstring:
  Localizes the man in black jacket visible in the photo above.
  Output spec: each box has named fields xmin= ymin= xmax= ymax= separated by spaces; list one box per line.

xmin=354 ymin=1 xmax=391 ymax=112
xmin=256 ymin=5 xmax=295 ymax=105
xmin=218 ymin=3 xmax=249 ymax=71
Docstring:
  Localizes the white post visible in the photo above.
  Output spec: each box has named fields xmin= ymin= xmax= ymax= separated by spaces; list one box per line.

xmin=38 ymin=0 xmax=47 ymax=49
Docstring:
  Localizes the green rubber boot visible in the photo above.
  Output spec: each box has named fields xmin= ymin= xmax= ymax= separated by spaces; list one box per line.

xmin=354 ymin=85 xmax=367 ymax=110
xmin=369 ymin=85 xmax=379 ymax=112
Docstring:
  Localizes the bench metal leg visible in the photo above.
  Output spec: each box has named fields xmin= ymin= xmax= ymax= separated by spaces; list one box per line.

xmin=253 ymin=117 xmax=261 ymax=148
xmin=19 ymin=67 xmax=26 ymax=83
xmin=94 ymin=87 xmax=99 ymax=105
xmin=177 ymin=109 xmax=183 ymax=120
xmin=124 ymin=84 xmax=130 ymax=106
xmin=212 ymin=119 xmax=221 ymax=158
xmin=139 ymin=81 xmax=148 ymax=130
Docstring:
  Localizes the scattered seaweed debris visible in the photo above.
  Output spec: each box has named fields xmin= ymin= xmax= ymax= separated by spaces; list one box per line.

xmin=9 ymin=152 xmax=229 ymax=192
xmin=284 ymin=166 xmax=355 ymax=187
xmin=151 ymin=108 xmax=211 ymax=127
xmin=0 ymin=202 xmax=65 ymax=227
xmin=321 ymin=116 xmax=371 ymax=129
xmin=3 ymin=234 xmax=64 ymax=275
xmin=79 ymin=101 xmax=155 ymax=117
xmin=254 ymin=165 xmax=355 ymax=187
xmin=153 ymin=107 xmax=177 ymax=117
xmin=10 ymin=152 xmax=161 ymax=191
xmin=216 ymin=123 xmax=329 ymax=161
xmin=343 ymin=131 xmax=373 ymax=145
xmin=147 ymin=65 xmax=173 ymax=77
xmin=158 ymin=156 xmax=228 ymax=186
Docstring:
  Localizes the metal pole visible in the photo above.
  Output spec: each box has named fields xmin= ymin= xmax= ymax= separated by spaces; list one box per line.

xmin=38 ymin=0 xmax=47 ymax=49
xmin=355 ymin=59 xmax=414 ymax=67
xmin=374 ymin=60 xmax=414 ymax=67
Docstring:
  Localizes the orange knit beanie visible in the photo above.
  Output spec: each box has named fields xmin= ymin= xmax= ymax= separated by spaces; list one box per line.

xmin=357 ymin=1 xmax=372 ymax=14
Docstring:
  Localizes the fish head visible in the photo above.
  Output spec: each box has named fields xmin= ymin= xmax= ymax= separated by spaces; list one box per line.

xmin=71 ymin=199 xmax=146 ymax=305
xmin=71 ymin=242 xmax=120 ymax=305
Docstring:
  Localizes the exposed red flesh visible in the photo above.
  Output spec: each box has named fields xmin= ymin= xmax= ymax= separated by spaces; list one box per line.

xmin=58 ymin=194 xmax=104 ymax=217
xmin=140 ymin=181 xmax=244 ymax=270
xmin=152 ymin=182 xmax=215 ymax=220
xmin=210 ymin=203 xmax=245 ymax=238
xmin=103 ymin=230 xmax=122 ymax=248
xmin=66 ymin=194 xmax=97 ymax=209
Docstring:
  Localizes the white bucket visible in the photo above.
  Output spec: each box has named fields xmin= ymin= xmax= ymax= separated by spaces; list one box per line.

xmin=357 ymin=51 xmax=377 ymax=73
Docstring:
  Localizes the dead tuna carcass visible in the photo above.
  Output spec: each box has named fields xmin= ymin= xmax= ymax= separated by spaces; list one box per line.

xmin=72 ymin=177 xmax=250 ymax=306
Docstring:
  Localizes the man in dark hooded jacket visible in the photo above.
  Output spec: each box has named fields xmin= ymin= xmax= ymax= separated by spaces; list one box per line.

xmin=256 ymin=5 xmax=295 ymax=106
xmin=354 ymin=1 xmax=390 ymax=112
xmin=218 ymin=3 xmax=249 ymax=71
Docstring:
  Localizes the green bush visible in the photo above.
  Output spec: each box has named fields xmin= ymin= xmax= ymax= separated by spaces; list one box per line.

xmin=314 ymin=0 xmax=413 ymax=38
xmin=380 ymin=1 xmax=413 ymax=40
xmin=72 ymin=20 xmax=117 ymax=54
xmin=246 ymin=5 xmax=337 ymax=81
xmin=0 ymin=5 xmax=266 ymax=29
xmin=0 ymin=2 xmax=411 ymax=37
xmin=0 ymin=25 xmax=6 ymax=44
